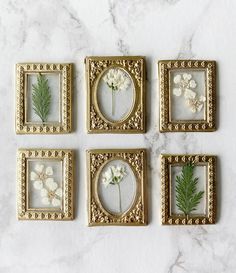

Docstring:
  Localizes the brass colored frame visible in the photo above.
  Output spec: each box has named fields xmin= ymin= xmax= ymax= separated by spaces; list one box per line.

xmin=161 ymin=154 xmax=217 ymax=225
xmin=159 ymin=60 xmax=216 ymax=132
xmin=17 ymin=149 xmax=74 ymax=220
xmin=85 ymin=56 xmax=146 ymax=133
xmin=15 ymin=63 xmax=72 ymax=134
xmin=87 ymin=149 xmax=147 ymax=226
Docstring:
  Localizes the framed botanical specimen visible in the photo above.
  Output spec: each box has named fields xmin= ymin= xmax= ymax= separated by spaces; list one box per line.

xmin=15 ymin=63 xmax=72 ymax=134
xmin=87 ymin=149 xmax=147 ymax=226
xmin=85 ymin=56 xmax=146 ymax=133
xmin=161 ymin=154 xmax=217 ymax=225
xmin=17 ymin=149 xmax=74 ymax=220
xmin=159 ymin=60 xmax=216 ymax=132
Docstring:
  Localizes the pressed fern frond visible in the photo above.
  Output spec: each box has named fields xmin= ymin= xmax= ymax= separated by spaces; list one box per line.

xmin=32 ymin=73 xmax=51 ymax=123
xmin=175 ymin=163 xmax=204 ymax=216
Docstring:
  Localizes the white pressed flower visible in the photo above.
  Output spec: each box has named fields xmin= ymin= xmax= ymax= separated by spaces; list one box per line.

xmin=186 ymin=95 xmax=206 ymax=113
xmin=184 ymin=88 xmax=196 ymax=99
xmin=103 ymin=68 xmax=130 ymax=91
xmin=40 ymin=179 xmax=62 ymax=207
xmin=30 ymin=164 xmax=54 ymax=190
xmin=172 ymin=73 xmax=196 ymax=98
xmin=173 ymin=74 xmax=181 ymax=84
xmin=173 ymin=88 xmax=182 ymax=96
xmin=102 ymin=164 xmax=127 ymax=213
xmin=103 ymin=68 xmax=131 ymax=116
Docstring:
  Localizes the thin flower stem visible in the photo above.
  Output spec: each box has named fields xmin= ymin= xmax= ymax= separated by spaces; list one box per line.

xmin=112 ymin=89 xmax=115 ymax=116
xmin=117 ymin=183 xmax=122 ymax=213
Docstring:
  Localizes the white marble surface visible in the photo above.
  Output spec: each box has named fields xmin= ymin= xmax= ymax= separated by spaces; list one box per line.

xmin=0 ymin=0 xmax=235 ymax=272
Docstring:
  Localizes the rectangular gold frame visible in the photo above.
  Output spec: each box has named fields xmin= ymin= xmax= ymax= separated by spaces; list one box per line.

xmin=17 ymin=149 xmax=74 ymax=220
xmin=85 ymin=56 xmax=146 ymax=133
xmin=15 ymin=63 xmax=72 ymax=134
xmin=161 ymin=154 xmax=217 ymax=225
xmin=87 ymin=149 xmax=148 ymax=226
xmin=159 ymin=60 xmax=216 ymax=132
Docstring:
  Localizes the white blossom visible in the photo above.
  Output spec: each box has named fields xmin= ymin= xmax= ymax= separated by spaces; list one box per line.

xmin=102 ymin=165 xmax=127 ymax=188
xmin=30 ymin=164 xmax=53 ymax=190
xmin=186 ymin=95 xmax=206 ymax=113
xmin=40 ymin=179 xmax=62 ymax=207
xmin=103 ymin=69 xmax=130 ymax=91
xmin=173 ymin=73 xmax=197 ymax=97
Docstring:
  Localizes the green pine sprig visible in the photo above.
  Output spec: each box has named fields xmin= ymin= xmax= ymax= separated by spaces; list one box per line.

xmin=175 ymin=163 xmax=204 ymax=217
xmin=32 ymin=73 xmax=51 ymax=123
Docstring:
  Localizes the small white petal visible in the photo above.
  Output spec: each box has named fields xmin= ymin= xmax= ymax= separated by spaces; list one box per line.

xmin=189 ymin=80 xmax=197 ymax=88
xmin=45 ymin=166 xmax=53 ymax=176
xmin=33 ymin=180 xmax=43 ymax=190
xmin=55 ymin=188 xmax=63 ymax=198
xmin=45 ymin=178 xmax=58 ymax=191
xmin=40 ymin=188 xmax=48 ymax=197
xmin=35 ymin=164 xmax=44 ymax=173
xmin=30 ymin=171 xmax=38 ymax=181
xmin=52 ymin=198 xmax=61 ymax=207
xmin=183 ymin=73 xmax=192 ymax=80
xmin=173 ymin=88 xmax=182 ymax=96
xmin=184 ymin=89 xmax=196 ymax=99
xmin=199 ymin=95 xmax=206 ymax=102
xmin=41 ymin=197 xmax=50 ymax=205
xmin=173 ymin=74 xmax=181 ymax=84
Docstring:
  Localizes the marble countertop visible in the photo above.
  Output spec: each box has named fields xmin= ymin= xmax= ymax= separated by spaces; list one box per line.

xmin=0 ymin=0 xmax=236 ymax=272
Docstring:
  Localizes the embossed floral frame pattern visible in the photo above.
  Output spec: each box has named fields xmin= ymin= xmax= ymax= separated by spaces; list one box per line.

xmin=17 ymin=149 xmax=74 ymax=220
xmin=85 ymin=56 xmax=146 ymax=133
xmin=159 ymin=60 xmax=216 ymax=132
xmin=87 ymin=149 xmax=147 ymax=226
xmin=15 ymin=63 xmax=72 ymax=134
xmin=161 ymin=154 xmax=217 ymax=225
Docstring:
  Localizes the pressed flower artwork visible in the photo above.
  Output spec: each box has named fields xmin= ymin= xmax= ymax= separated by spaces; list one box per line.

xmin=99 ymin=160 xmax=136 ymax=214
xmin=28 ymin=161 xmax=63 ymax=209
xmin=159 ymin=60 xmax=216 ymax=132
xmin=85 ymin=56 xmax=146 ymax=133
xmin=16 ymin=63 xmax=72 ymax=134
xmin=87 ymin=149 xmax=147 ymax=226
xmin=161 ymin=154 xmax=217 ymax=225
xmin=97 ymin=68 xmax=134 ymax=122
xmin=170 ymin=70 xmax=206 ymax=121
xmin=17 ymin=149 xmax=74 ymax=220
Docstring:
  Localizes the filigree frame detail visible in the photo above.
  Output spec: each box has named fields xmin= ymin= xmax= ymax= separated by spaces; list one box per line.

xmin=85 ymin=56 xmax=146 ymax=133
xmin=15 ymin=63 xmax=72 ymax=134
xmin=159 ymin=60 xmax=216 ymax=132
xmin=87 ymin=149 xmax=147 ymax=226
xmin=17 ymin=149 xmax=74 ymax=220
xmin=161 ymin=154 xmax=217 ymax=225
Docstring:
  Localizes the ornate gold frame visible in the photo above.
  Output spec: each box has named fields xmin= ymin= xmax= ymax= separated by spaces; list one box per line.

xmin=15 ymin=63 xmax=72 ymax=134
xmin=161 ymin=154 xmax=217 ymax=225
xmin=87 ymin=149 xmax=147 ymax=226
xmin=85 ymin=56 xmax=146 ymax=133
xmin=159 ymin=60 xmax=216 ymax=132
xmin=17 ymin=149 xmax=74 ymax=220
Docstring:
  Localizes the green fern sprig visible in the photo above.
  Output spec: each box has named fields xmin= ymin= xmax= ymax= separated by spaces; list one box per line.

xmin=32 ymin=73 xmax=51 ymax=123
xmin=175 ymin=163 xmax=204 ymax=217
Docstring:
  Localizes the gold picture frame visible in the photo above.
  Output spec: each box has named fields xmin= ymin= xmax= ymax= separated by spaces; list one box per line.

xmin=15 ymin=63 xmax=72 ymax=134
xmin=159 ymin=60 xmax=216 ymax=132
xmin=85 ymin=56 xmax=146 ymax=133
xmin=161 ymin=154 xmax=217 ymax=225
xmin=17 ymin=149 xmax=74 ymax=220
xmin=87 ymin=149 xmax=147 ymax=226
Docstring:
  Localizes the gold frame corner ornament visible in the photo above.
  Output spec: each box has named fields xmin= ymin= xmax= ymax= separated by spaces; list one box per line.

xmin=17 ymin=149 xmax=74 ymax=220
xmin=160 ymin=154 xmax=217 ymax=225
xmin=159 ymin=60 xmax=216 ymax=132
xmin=87 ymin=149 xmax=148 ymax=226
xmin=15 ymin=63 xmax=73 ymax=134
xmin=85 ymin=56 xmax=146 ymax=134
